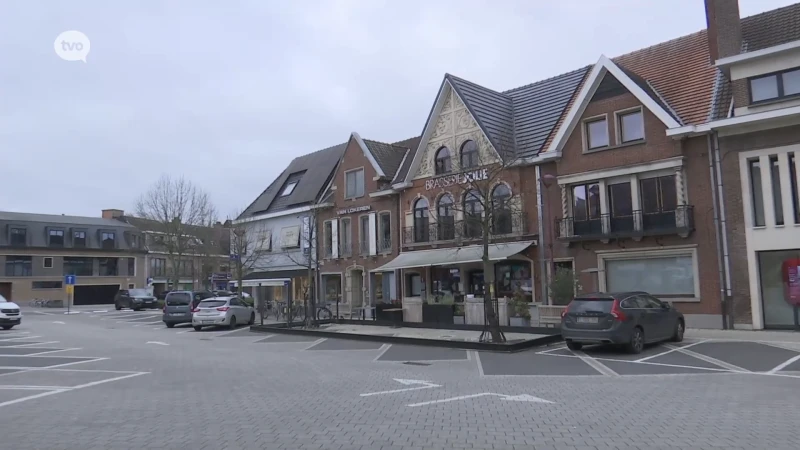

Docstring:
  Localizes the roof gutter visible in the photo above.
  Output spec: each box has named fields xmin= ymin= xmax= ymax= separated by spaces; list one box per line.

xmin=511 ymin=151 xmax=562 ymax=167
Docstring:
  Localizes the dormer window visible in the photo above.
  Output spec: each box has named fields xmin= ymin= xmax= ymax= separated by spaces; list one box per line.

xmin=10 ymin=228 xmax=26 ymax=246
xmin=749 ymin=68 xmax=800 ymax=103
xmin=101 ymin=232 xmax=116 ymax=250
xmin=48 ymin=229 xmax=65 ymax=247
xmin=73 ymin=230 xmax=87 ymax=247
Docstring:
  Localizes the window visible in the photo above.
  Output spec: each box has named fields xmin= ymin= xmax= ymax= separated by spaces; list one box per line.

xmin=10 ymin=228 xmax=26 ymax=246
xmin=73 ymin=230 xmax=86 ymax=247
xmin=64 ymin=257 xmax=93 ymax=276
xmin=608 ymin=182 xmax=634 ymax=232
xmin=437 ymin=194 xmax=455 ymax=240
xmin=585 ymin=117 xmax=609 ymax=149
xmin=128 ymin=284 xmax=135 ymax=289
xmin=791 ymin=153 xmax=800 ymax=224
xmin=130 ymin=234 xmax=139 ymax=248
xmin=463 ymin=190 xmax=483 ymax=239
xmin=413 ymin=198 xmax=430 ymax=243
xmin=748 ymin=159 xmax=766 ymax=227
xmin=150 ymin=258 xmax=166 ymax=277
xmin=491 ymin=184 xmax=513 ymax=234
xmin=127 ymin=258 xmax=136 ymax=276
xmin=359 ymin=215 xmax=370 ymax=255
xmin=460 ymin=140 xmax=479 ymax=169
xmin=640 ymin=175 xmax=677 ymax=213
xmin=605 ymin=253 xmax=696 ymax=298
xmin=340 ymin=218 xmax=352 ymax=257
xmin=435 ymin=147 xmax=452 ymax=174
xmin=101 ymin=232 xmax=115 ymax=249
xmin=323 ymin=221 xmax=334 ymax=258
xmin=48 ymin=229 xmax=64 ymax=247
xmin=32 ymin=281 xmax=63 ymax=289
xmin=750 ymin=68 xmax=800 ymax=103
xmin=345 ymin=169 xmax=365 ymax=199
xmin=99 ymin=258 xmax=119 ymax=276
xmin=495 ymin=262 xmax=531 ymax=299
xmin=770 ymin=156 xmax=784 ymax=226
xmin=378 ymin=212 xmax=391 ymax=252
xmin=280 ymin=181 xmax=298 ymax=197
xmin=619 ymin=110 xmax=644 ymax=143
xmin=407 ymin=273 xmax=422 ymax=297
xmin=43 ymin=257 xmax=54 ymax=269
xmin=572 ymin=183 xmax=601 ymax=221
xmin=5 ymin=256 xmax=32 ymax=277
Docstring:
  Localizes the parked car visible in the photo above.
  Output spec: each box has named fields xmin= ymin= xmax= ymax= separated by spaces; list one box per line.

xmin=162 ymin=291 xmax=215 ymax=328
xmin=560 ymin=291 xmax=684 ymax=354
xmin=192 ymin=296 xmax=255 ymax=331
xmin=114 ymin=289 xmax=158 ymax=311
xmin=0 ymin=294 xmax=21 ymax=330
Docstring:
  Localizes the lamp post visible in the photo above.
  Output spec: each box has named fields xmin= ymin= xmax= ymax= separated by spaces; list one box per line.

xmin=539 ymin=173 xmax=557 ymax=305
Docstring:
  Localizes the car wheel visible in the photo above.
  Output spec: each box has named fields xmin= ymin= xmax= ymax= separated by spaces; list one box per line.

xmin=1 ymin=325 xmax=13 ymax=330
xmin=566 ymin=341 xmax=583 ymax=351
xmin=670 ymin=320 xmax=685 ymax=342
xmin=193 ymin=326 xmax=202 ymax=331
xmin=248 ymin=313 xmax=255 ymax=325
xmin=166 ymin=323 xmax=175 ymax=328
xmin=627 ymin=327 xmax=645 ymax=354
xmin=229 ymin=316 xmax=237 ymax=330
xmin=115 ymin=303 xmax=122 ymax=311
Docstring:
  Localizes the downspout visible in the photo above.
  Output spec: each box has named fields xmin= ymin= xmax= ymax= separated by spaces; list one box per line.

xmin=535 ymin=165 xmax=548 ymax=305
xmin=712 ymin=131 xmax=734 ymax=329
xmin=396 ymin=191 xmax=403 ymax=302
xmin=707 ymin=134 xmax=729 ymax=330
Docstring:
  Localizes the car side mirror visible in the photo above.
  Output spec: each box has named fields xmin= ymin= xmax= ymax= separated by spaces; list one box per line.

xmin=662 ymin=303 xmax=671 ymax=309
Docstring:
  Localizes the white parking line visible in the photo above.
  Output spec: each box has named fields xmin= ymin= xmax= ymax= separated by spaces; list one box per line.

xmin=574 ymin=350 xmax=619 ymax=377
xmin=0 ymin=357 xmax=109 ymax=372
xmin=213 ymin=327 xmax=254 ymax=337
xmin=0 ymin=372 xmax=149 ymax=408
xmin=536 ymin=346 xmax=568 ymax=355
xmin=663 ymin=344 xmax=749 ymax=372
xmin=18 ymin=348 xmax=82 ymax=357
xmin=635 ymin=339 xmax=709 ymax=363
xmin=0 ymin=336 xmax=41 ymax=342
xmin=768 ymin=353 xmax=800 ymax=374
xmin=0 ymin=385 xmax=71 ymax=390
xmin=2 ymin=341 xmax=59 ymax=348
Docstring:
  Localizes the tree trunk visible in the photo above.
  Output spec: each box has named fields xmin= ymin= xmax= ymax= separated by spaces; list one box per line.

xmin=482 ymin=232 xmax=503 ymax=342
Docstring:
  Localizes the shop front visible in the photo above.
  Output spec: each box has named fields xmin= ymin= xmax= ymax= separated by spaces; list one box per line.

xmin=235 ymin=269 xmax=310 ymax=314
xmin=373 ymin=241 xmax=535 ymax=325
xmin=757 ymin=249 xmax=800 ymax=330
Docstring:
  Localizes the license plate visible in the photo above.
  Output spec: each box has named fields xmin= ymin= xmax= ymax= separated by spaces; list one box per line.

xmin=202 ymin=320 xmax=215 ymax=324
xmin=577 ymin=317 xmax=599 ymax=324
xmin=170 ymin=313 xmax=184 ymax=316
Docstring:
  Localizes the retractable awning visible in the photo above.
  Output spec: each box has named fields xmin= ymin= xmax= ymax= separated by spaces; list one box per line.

xmin=372 ymin=241 xmax=536 ymax=272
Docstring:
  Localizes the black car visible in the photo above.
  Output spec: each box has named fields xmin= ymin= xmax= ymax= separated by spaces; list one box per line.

xmin=114 ymin=289 xmax=158 ymax=311
xmin=560 ymin=291 xmax=685 ymax=354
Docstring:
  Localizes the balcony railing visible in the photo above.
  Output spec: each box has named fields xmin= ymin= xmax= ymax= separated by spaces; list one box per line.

xmin=377 ymin=238 xmax=392 ymax=253
xmin=402 ymin=212 xmax=527 ymax=245
xmin=555 ymin=205 xmax=695 ymax=241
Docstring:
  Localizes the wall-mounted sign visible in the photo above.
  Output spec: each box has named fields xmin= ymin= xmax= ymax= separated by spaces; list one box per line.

xmin=280 ymin=226 xmax=300 ymax=248
xmin=425 ymin=168 xmax=489 ymax=191
xmin=337 ymin=205 xmax=371 ymax=215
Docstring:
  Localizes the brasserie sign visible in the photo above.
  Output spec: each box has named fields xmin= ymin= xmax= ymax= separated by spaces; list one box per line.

xmin=337 ymin=205 xmax=371 ymax=215
xmin=425 ymin=168 xmax=489 ymax=191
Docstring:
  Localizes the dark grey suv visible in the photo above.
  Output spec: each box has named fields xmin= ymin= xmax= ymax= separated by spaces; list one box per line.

xmin=162 ymin=291 xmax=214 ymax=328
xmin=560 ymin=292 xmax=685 ymax=354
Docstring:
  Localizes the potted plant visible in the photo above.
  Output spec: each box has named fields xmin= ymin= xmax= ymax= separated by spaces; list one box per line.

xmin=453 ymin=303 xmax=465 ymax=325
xmin=508 ymin=289 xmax=531 ymax=327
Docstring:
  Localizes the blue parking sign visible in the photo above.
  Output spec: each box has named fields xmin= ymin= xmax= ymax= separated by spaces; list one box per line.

xmin=64 ymin=275 xmax=76 ymax=285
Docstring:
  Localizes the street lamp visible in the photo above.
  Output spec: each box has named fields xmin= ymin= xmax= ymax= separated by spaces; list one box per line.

xmin=539 ymin=173 xmax=557 ymax=305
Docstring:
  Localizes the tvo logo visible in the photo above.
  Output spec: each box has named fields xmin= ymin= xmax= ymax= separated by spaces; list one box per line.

xmin=54 ymin=30 xmax=90 ymax=62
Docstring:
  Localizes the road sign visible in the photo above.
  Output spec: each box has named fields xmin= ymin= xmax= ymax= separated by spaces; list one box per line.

xmin=65 ymin=285 xmax=74 ymax=294
xmin=64 ymin=275 xmax=76 ymax=285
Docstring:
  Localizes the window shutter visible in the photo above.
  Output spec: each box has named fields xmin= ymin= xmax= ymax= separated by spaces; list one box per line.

xmin=368 ymin=212 xmax=377 ymax=256
xmin=331 ymin=220 xmax=339 ymax=258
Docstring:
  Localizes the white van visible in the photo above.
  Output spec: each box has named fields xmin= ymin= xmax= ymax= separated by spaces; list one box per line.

xmin=0 ymin=294 xmax=21 ymax=330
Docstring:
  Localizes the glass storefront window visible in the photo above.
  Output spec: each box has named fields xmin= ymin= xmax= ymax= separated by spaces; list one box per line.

xmin=495 ymin=262 xmax=532 ymax=300
xmin=468 ymin=271 xmax=484 ymax=297
xmin=758 ymin=249 xmax=800 ymax=328
xmin=431 ymin=268 xmax=461 ymax=303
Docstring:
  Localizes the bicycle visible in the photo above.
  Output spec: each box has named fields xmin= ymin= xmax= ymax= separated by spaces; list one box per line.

xmin=272 ymin=301 xmax=306 ymax=323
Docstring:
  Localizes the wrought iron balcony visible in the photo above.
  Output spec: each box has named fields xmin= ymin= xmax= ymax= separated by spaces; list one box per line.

xmin=402 ymin=212 xmax=527 ymax=245
xmin=555 ymin=205 xmax=694 ymax=241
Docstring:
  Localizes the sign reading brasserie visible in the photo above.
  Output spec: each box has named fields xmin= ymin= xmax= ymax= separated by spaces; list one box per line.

xmin=425 ymin=168 xmax=489 ymax=191
xmin=337 ymin=205 xmax=371 ymax=215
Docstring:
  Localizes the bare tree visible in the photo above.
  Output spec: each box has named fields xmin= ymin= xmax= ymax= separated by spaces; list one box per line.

xmin=135 ymin=175 xmax=217 ymax=290
xmin=227 ymin=213 xmax=274 ymax=314
xmin=423 ymin=136 xmax=526 ymax=342
xmin=280 ymin=208 xmax=322 ymax=329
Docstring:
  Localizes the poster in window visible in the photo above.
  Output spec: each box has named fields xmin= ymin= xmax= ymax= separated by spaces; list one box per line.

xmin=280 ymin=226 xmax=300 ymax=248
xmin=783 ymin=259 xmax=800 ymax=306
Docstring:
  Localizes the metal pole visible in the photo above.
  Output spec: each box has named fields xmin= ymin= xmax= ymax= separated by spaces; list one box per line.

xmin=535 ymin=166 xmax=548 ymax=306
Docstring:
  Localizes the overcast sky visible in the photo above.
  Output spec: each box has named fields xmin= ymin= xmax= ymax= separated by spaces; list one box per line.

xmin=1 ymin=0 xmax=795 ymax=219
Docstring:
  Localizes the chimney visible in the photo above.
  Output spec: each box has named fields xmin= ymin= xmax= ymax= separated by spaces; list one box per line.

xmin=102 ymin=209 xmax=124 ymax=219
xmin=705 ymin=0 xmax=743 ymax=64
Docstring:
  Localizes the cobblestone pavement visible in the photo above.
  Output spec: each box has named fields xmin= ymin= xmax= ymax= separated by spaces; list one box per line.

xmin=2 ymin=309 xmax=799 ymax=449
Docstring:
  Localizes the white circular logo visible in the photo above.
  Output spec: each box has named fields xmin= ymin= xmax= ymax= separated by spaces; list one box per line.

xmin=54 ymin=30 xmax=90 ymax=62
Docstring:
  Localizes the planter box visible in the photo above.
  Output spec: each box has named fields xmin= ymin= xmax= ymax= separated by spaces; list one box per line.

xmin=453 ymin=316 xmax=465 ymax=325
xmin=422 ymin=303 xmax=454 ymax=325
xmin=509 ymin=316 xmax=530 ymax=327
xmin=465 ymin=297 xmax=509 ymax=326
xmin=401 ymin=297 xmax=423 ymax=323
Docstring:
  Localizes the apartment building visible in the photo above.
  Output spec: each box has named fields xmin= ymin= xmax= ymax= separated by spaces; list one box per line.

xmin=316 ymin=133 xmax=419 ymax=317
xmin=0 ymin=210 xmax=147 ymax=305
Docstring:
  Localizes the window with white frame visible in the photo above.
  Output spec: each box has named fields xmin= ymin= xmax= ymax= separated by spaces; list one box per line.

xmin=603 ymin=251 xmax=697 ymax=298
xmin=345 ymin=169 xmax=365 ymax=199
xmin=585 ymin=117 xmax=609 ymax=150
xmin=339 ymin=218 xmax=351 ymax=256
xmin=618 ymin=109 xmax=644 ymax=143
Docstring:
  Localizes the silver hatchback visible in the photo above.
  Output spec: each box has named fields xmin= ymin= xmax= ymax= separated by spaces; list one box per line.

xmin=192 ymin=296 xmax=255 ymax=331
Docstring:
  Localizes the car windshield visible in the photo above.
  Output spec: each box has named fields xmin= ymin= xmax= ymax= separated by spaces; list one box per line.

xmin=166 ymin=293 xmax=192 ymax=306
xmin=569 ymin=299 xmax=614 ymax=314
xmin=199 ymin=300 xmax=227 ymax=308
xmin=128 ymin=289 xmax=149 ymax=297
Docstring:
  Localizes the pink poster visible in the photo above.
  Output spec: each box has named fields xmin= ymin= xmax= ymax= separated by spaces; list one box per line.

xmin=783 ymin=260 xmax=800 ymax=306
